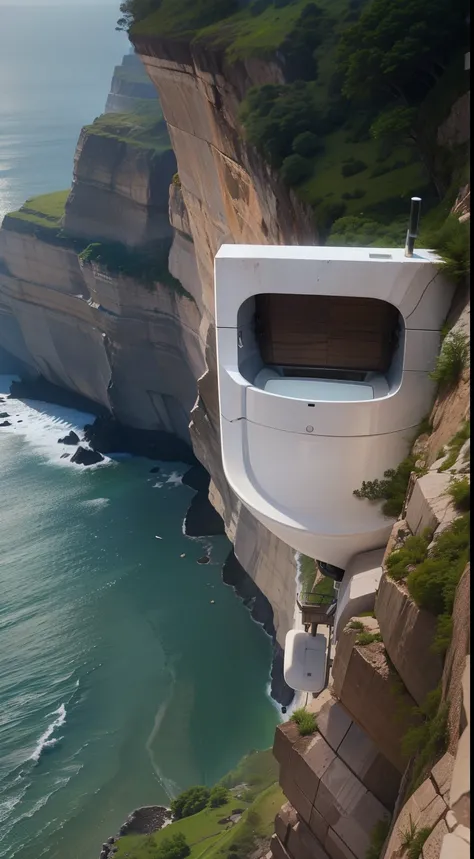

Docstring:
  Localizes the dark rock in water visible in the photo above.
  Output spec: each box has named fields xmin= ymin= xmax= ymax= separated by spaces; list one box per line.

xmin=84 ymin=415 xmax=196 ymax=464
xmin=58 ymin=430 xmax=79 ymax=445
xmin=0 ymin=412 xmax=9 ymax=418
xmin=10 ymin=376 xmax=107 ymax=416
xmin=197 ymin=555 xmax=210 ymax=565
xmin=149 ymin=466 xmax=161 ymax=474
xmin=118 ymin=805 xmax=172 ymax=838
xmin=17 ymin=420 xmax=23 ymax=423
xmin=71 ymin=446 xmax=104 ymax=466
xmin=60 ymin=453 xmax=70 ymax=459
xmin=182 ymin=462 xmax=210 ymax=493
xmin=184 ymin=490 xmax=226 ymax=537
xmin=0 ymin=420 xmax=11 ymax=427
xmin=222 ymin=551 xmax=294 ymax=708
xmin=107 ymin=837 xmax=115 ymax=845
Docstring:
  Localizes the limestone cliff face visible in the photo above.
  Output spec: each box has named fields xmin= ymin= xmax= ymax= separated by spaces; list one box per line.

xmin=105 ymin=50 xmax=158 ymax=113
xmin=63 ymin=130 xmax=176 ymax=247
xmin=0 ymin=225 xmax=204 ymax=438
xmin=132 ymin=36 xmax=318 ymax=646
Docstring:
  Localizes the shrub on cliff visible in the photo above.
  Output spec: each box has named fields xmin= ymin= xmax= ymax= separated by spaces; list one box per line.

xmin=155 ymin=832 xmax=190 ymax=859
xmin=208 ymin=785 xmax=229 ymax=808
xmin=280 ymin=153 xmax=313 ymax=186
xmin=353 ymin=454 xmax=424 ymax=518
xmin=171 ymin=785 xmax=210 ymax=819
xmin=291 ymin=707 xmax=317 ymax=736
xmin=430 ymin=330 xmax=469 ymax=389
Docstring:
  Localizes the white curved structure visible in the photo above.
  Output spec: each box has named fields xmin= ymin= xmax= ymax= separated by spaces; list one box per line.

xmin=283 ymin=630 xmax=327 ymax=694
xmin=215 ymin=244 xmax=454 ymax=568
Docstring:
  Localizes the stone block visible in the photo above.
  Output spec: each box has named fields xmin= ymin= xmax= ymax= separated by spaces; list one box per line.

xmin=446 ymin=810 xmax=458 ymax=831
xmin=337 ymin=719 xmax=400 ymax=809
xmin=273 ymin=720 xmax=301 ymax=767
xmin=422 ymin=819 xmax=449 ymax=859
xmin=440 ymin=832 xmax=470 ymax=859
xmin=431 ymin=752 xmax=455 ymax=797
xmin=275 ymin=803 xmax=298 ymax=845
xmin=324 ymin=827 xmax=358 ymax=859
xmin=405 ymin=471 xmax=454 ymax=535
xmin=332 ymin=628 xmax=419 ymax=771
xmin=421 ymin=795 xmax=449 ymax=831
xmin=287 ymin=820 xmax=330 ymax=859
xmin=450 ymin=725 xmax=470 ymax=827
xmin=375 ymin=573 xmax=443 ymax=706
xmin=307 ymin=693 xmax=352 ymax=752
xmin=309 ymin=804 xmax=330 ymax=844
xmin=279 ymin=771 xmax=313 ymax=825
xmin=270 ymin=834 xmax=292 ymax=859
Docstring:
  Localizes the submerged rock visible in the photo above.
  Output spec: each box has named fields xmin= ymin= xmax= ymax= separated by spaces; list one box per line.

xmin=0 ymin=420 xmax=11 ymax=427
xmin=58 ymin=430 xmax=79 ymax=445
xmin=0 ymin=412 xmax=9 ymax=418
xmin=71 ymin=446 xmax=104 ymax=466
xmin=149 ymin=466 xmax=161 ymax=474
xmin=197 ymin=555 xmax=210 ymax=565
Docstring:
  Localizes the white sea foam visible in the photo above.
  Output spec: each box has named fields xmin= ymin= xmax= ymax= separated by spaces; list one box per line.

xmin=0 ymin=376 xmax=113 ymax=469
xmin=30 ymin=705 xmax=66 ymax=763
xmin=152 ymin=481 xmax=164 ymax=489
xmin=165 ymin=471 xmax=183 ymax=487
xmin=81 ymin=497 xmax=110 ymax=511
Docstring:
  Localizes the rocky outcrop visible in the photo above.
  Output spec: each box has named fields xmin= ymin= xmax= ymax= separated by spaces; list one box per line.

xmin=63 ymin=131 xmax=175 ymax=247
xmin=105 ymin=50 xmax=158 ymax=114
xmin=129 ymin=35 xmax=316 ymax=647
xmin=0 ymin=230 xmax=203 ymax=439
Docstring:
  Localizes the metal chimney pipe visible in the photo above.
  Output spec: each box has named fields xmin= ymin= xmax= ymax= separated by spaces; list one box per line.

xmin=405 ymin=196 xmax=422 ymax=257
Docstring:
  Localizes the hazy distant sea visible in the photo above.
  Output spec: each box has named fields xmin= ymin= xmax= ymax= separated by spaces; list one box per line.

xmin=0 ymin=4 xmax=127 ymax=223
xmin=0 ymin=8 xmax=281 ymax=858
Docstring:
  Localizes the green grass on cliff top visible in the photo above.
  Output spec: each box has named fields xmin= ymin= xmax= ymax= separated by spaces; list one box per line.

xmin=84 ymin=106 xmax=170 ymax=152
xmin=5 ymin=190 xmax=69 ymax=229
xmin=113 ymin=749 xmax=282 ymax=859
xmin=132 ymin=0 xmax=328 ymax=59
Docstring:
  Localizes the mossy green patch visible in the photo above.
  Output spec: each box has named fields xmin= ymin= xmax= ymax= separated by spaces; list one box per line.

xmin=84 ymin=107 xmax=170 ymax=152
xmin=5 ymin=190 xmax=70 ymax=231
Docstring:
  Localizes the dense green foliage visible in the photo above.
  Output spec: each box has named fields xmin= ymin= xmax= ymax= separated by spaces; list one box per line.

xmin=356 ymin=631 xmax=382 ymax=646
xmin=448 ymin=477 xmax=470 ymax=511
xmin=353 ymin=455 xmax=425 ymax=518
xmin=386 ymin=531 xmax=432 ymax=582
xmin=291 ymin=708 xmax=318 ymax=736
xmin=426 ymin=215 xmax=470 ymax=283
xmin=155 ymin=832 xmax=191 ymax=859
xmin=170 ymin=786 xmax=211 ymax=820
xmin=79 ymin=240 xmax=191 ymax=297
xmin=208 ymin=785 xmax=230 ymax=808
xmin=5 ymin=190 xmax=69 ymax=232
xmin=430 ymin=331 xmax=469 ymax=389
xmin=365 ymin=818 xmax=391 ymax=859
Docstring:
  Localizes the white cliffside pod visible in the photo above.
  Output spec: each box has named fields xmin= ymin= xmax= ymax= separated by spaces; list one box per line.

xmin=215 ymin=245 xmax=454 ymax=569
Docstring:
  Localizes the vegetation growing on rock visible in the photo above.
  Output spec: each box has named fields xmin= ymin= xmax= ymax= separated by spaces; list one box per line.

xmin=291 ymin=707 xmax=318 ymax=736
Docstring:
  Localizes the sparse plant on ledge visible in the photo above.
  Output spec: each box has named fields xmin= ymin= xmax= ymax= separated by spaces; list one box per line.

xmin=400 ymin=817 xmax=433 ymax=859
xmin=366 ymin=817 xmax=391 ymax=859
xmin=430 ymin=330 xmax=469 ymax=389
xmin=386 ymin=530 xmax=432 ymax=582
xmin=353 ymin=454 xmax=426 ymax=518
xmin=438 ymin=420 xmax=470 ymax=471
xmin=356 ymin=631 xmax=382 ymax=646
xmin=402 ymin=685 xmax=448 ymax=797
xmin=291 ymin=707 xmax=317 ymax=736
xmin=172 ymin=172 xmax=181 ymax=186
xmin=448 ymin=477 xmax=470 ymax=511
xmin=348 ymin=620 xmax=365 ymax=631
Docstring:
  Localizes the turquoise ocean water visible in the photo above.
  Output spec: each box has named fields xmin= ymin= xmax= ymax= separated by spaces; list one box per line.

xmin=0 ymin=6 xmax=280 ymax=857
xmin=0 ymin=388 xmax=280 ymax=858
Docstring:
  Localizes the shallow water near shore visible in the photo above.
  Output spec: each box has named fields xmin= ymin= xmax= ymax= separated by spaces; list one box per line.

xmin=0 ymin=384 xmax=280 ymax=859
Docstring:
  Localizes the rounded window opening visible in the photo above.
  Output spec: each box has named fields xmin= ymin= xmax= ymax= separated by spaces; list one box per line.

xmin=237 ymin=293 xmax=405 ymax=401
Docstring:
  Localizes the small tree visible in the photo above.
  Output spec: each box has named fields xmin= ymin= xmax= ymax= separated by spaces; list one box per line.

xmin=156 ymin=832 xmax=191 ymax=859
xmin=280 ymin=153 xmax=313 ymax=186
xmin=171 ymin=785 xmax=210 ymax=820
xmin=208 ymin=785 xmax=229 ymax=808
xmin=292 ymin=131 xmax=321 ymax=157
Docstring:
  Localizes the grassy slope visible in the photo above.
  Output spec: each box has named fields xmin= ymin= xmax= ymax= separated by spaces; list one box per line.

xmin=133 ymin=0 xmax=467 ymax=238
xmin=114 ymin=749 xmax=282 ymax=859
xmin=5 ymin=190 xmax=69 ymax=231
xmin=83 ymin=105 xmax=169 ymax=152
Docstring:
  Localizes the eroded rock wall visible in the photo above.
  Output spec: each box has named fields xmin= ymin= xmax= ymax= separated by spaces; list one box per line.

xmin=132 ymin=35 xmax=317 ymax=644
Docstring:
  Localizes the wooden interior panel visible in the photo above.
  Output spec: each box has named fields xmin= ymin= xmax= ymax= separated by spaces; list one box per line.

xmin=255 ymin=294 xmax=399 ymax=372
